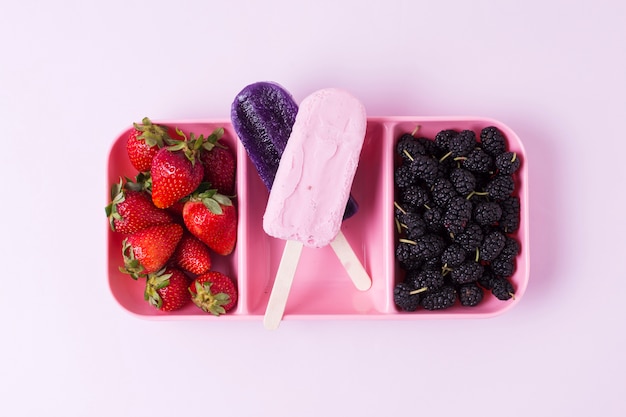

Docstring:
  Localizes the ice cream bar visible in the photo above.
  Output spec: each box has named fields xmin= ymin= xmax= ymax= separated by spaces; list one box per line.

xmin=231 ymin=81 xmax=359 ymax=220
xmin=263 ymin=88 xmax=367 ymax=247
xmin=261 ymin=88 xmax=368 ymax=329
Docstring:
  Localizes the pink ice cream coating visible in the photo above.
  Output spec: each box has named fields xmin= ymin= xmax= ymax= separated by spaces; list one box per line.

xmin=263 ymin=88 xmax=367 ymax=248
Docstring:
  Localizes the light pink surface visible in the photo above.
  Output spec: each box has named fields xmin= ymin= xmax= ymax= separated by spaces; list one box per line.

xmin=106 ymin=116 xmax=529 ymax=319
xmin=263 ymin=88 xmax=367 ymax=247
xmin=4 ymin=1 xmax=626 ymax=416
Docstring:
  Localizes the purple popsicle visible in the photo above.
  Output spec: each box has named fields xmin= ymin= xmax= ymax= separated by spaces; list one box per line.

xmin=230 ymin=81 xmax=359 ymax=220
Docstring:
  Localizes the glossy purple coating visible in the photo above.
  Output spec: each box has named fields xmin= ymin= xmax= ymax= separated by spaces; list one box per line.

xmin=231 ymin=81 xmax=358 ymax=220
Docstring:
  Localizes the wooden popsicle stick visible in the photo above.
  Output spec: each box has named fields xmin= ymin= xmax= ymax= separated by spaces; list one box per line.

xmin=330 ymin=231 xmax=372 ymax=291
xmin=263 ymin=240 xmax=304 ymax=330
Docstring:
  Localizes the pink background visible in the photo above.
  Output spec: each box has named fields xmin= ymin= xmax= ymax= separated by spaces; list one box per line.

xmin=1 ymin=1 xmax=625 ymax=416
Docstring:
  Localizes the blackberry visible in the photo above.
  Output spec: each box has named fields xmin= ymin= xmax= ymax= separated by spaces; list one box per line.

xmin=395 ymin=163 xmax=417 ymax=188
xmin=478 ymin=269 xmax=497 ymax=290
xmin=395 ymin=241 xmax=421 ymax=270
xmin=432 ymin=178 xmax=458 ymax=207
xmin=423 ymin=206 xmax=445 ymax=232
xmin=473 ymin=171 xmax=493 ymax=192
xmin=404 ymin=216 xmax=427 ymax=240
xmin=422 ymin=256 xmax=443 ymax=271
xmin=458 ymin=283 xmax=484 ymax=307
xmin=437 ymin=152 xmax=458 ymax=177
xmin=461 ymin=148 xmax=494 ymax=174
xmin=421 ymin=286 xmax=457 ymax=310
xmin=499 ymin=196 xmax=520 ymax=233
xmin=500 ymin=236 xmax=521 ymax=260
xmin=393 ymin=282 xmax=422 ymax=311
xmin=453 ymin=223 xmax=484 ymax=252
xmin=411 ymin=154 xmax=441 ymax=186
xmin=473 ymin=200 xmax=503 ymax=226
xmin=434 ymin=129 xmax=457 ymax=151
xmin=448 ymin=130 xmax=476 ymax=157
xmin=491 ymin=277 xmax=515 ymax=300
xmin=443 ymin=196 xmax=473 ymax=235
xmin=396 ymin=209 xmax=421 ymax=230
xmin=416 ymin=137 xmax=441 ymax=155
xmin=396 ymin=133 xmax=427 ymax=161
xmin=400 ymin=184 xmax=431 ymax=211
xmin=490 ymin=255 xmax=515 ymax=277
xmin=449 ymin=168 xmax=476 ymax=196
xmin=451 ymin=261 xmax=484 ymax=284
xmin=411 ymin=234 xmax=446 ymax=261
xmin=479 ymin=230 xmax=506 ymax=262
xmin=441 ymin=243 xmax=467 ymax=268
xmin=495 ymin=151 xmax=521 ymax=175
xmin=486 ymin=175 xmax=515 ymax=201
xmin=407 ymin=269 xmax=445 ymax=291
xmin=480 ymin=126 xmax=507 ymax=156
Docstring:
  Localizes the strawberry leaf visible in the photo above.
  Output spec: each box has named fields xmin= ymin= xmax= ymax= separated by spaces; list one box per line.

xmin=212 ymin=193 xmax=232 ymax=207
xmin=203 ymin=197 xmax=223 ymax=215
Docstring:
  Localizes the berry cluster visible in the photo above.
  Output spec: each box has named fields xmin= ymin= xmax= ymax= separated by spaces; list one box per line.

xmin=106 ymin=118 xmax=239 ymax=315
xmin=393 ymin=126 xmax=522 ymax=312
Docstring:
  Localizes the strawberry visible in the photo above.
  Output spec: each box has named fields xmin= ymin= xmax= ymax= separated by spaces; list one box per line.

xmin=189 ymin=271 xmax=237 ymax=315
xmin=106 ymin=177 xmax=172 ymax=234
xmin=172 ymin=232 xmax=212 ymax=275
xmin=183 ymin=190 xmax=237 ymax=256
xmin=199 ymin=128 xmax=236 ymax=196
xmin=126 ymin=117 xmax=174 ymax=172
xmin=120 ymin=223 xmax=183 ymax=279
xmin=144 ymin=267 xmax=191 ymax=311
xmin=150 ymin=130 xmax=205 ymax=209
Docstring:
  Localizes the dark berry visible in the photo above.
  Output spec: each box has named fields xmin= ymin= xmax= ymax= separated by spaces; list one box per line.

xmin=473 ymin=200 xmax=503 ymax=226
xmin=397 ymin=133 xmax=426 ymax=161
xmin=395 ymin=241 xmax=421 ymax=270
xmin=421 ymin=257 xmax=442 ymax=271
xmin=448 ymin=130 xmax=476 ymax=157
xmin=458 ymin=283 xmax=484 ymax=307
xmin=478 ymin=269 xmax=497 ymax=290
xmin=491 ymin=277 xmax=515 ymax=300
xmin=499 ymin=196 xmax=520 ymax=233
xmin=434 ymin=129 xmax=457 ymax=151
xmin=441 ymin=243 xmax=467 ymax=268
xmin=454 ymin=223 xmax=484 ymax=252
xmin=404 ymin=216 xmax=427 ymax=240
xmin=432 ymin=178 xmax=457 ymax=207
xmin=443 ymin=196 xmax=473 ymax=235
xmin=396 ymin=210 xmax=421 ymax=229
xmin=480 ymin=230 xmax=506 ymax=262
xmin=395 ymin=163 xmax=417 ymax=188
xmin=461 ymin=148 xmax=494 ymax=174
xmin=490 ymin=255 xmax=515 ymax=277
xmin=400 ymin=184 xmax=431 ymax=211
xmin=451 ymin=261 xmax=484 ymax=284
xmin=416 ymin=137 xmax=444 ymax=158
xmin=394 ymin=282 xmax=422 ymax=311
xmin=480 ymin=126 xmax=507 ymax=156
xmin=411 ymin=234 xmax=446 ymax=261
xmin=495 ymin=151 xmax=521 ymax=175
xmin=423 ymin=206 xmax=445 ymax=232
xmin=407 ymin=269 xmax=445 ymax=291
xmin=449 ymin=168 xmax=476 ymax=196
xmin=486 ymin=175 xmax=515 ymax=201
xmin=500 ymin=236 xmax=521 ymax=260
xmin=411 ymin=154 xmax=441 ymax=186
xmin=421 ymin=286 xmax=457 ymax=310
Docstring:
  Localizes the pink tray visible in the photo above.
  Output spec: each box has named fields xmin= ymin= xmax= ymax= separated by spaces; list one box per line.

xmin=106 ymin=116 xmax=529 ymax=320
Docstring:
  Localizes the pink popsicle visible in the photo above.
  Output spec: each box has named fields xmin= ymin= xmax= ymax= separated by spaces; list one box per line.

xmin=262 ymin=88 xmax=368 ymax=329
xmin=263 ymin=88 xmax=367 ymax=247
